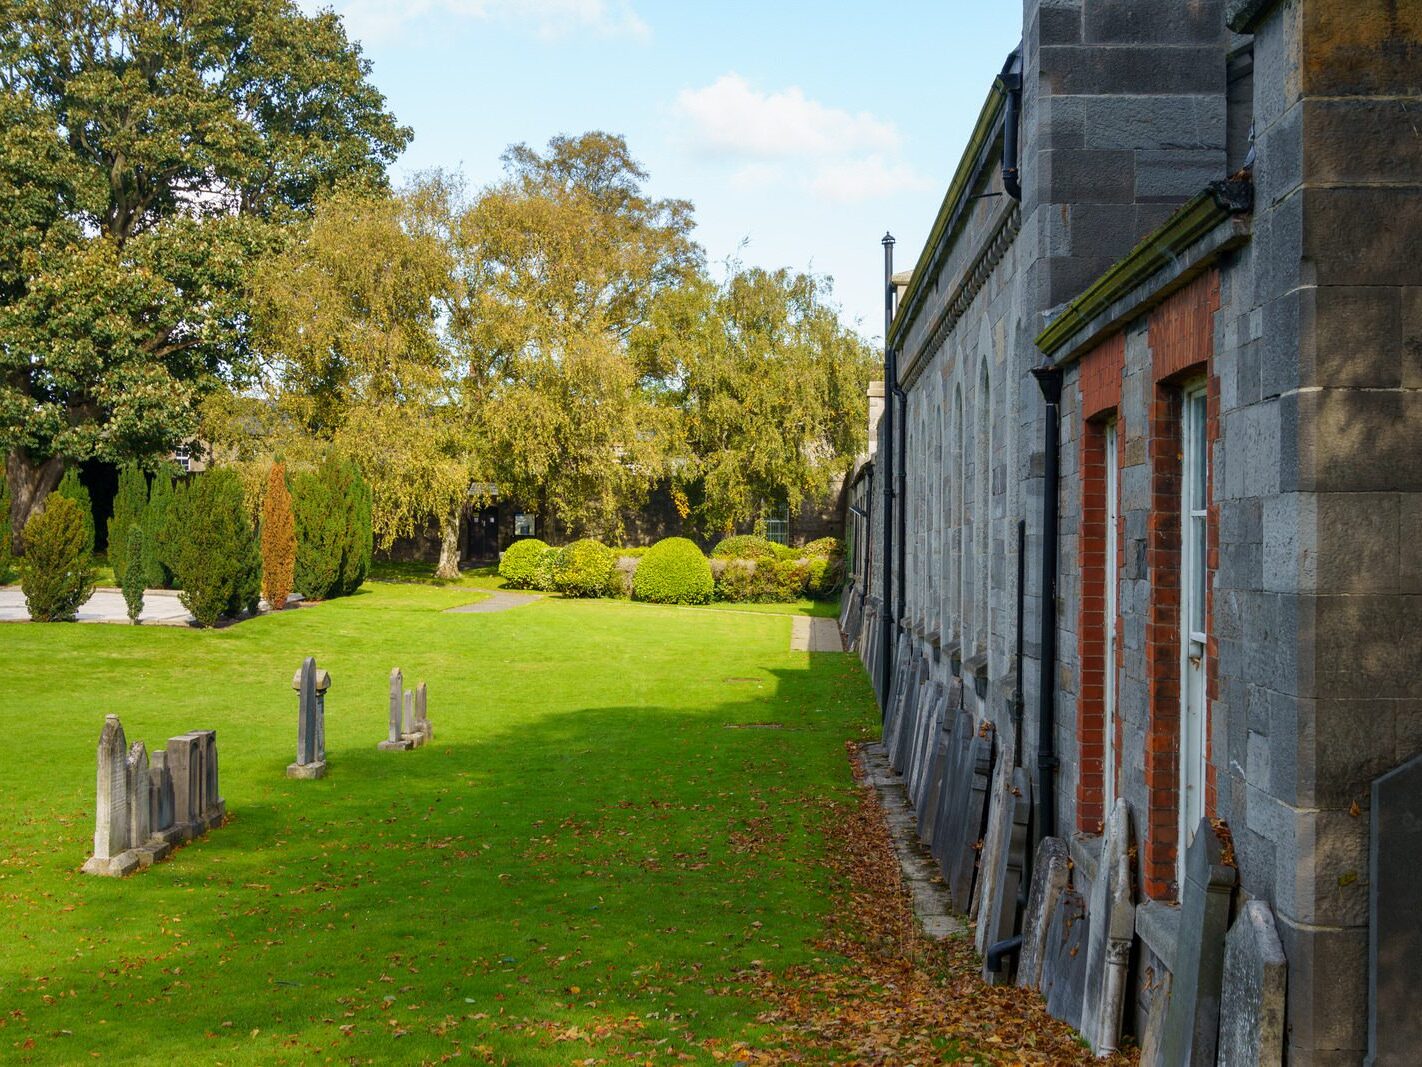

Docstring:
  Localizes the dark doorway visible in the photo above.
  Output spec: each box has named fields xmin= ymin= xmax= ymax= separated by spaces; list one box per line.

xmin=464 ymin=505 xmax=500 ymax=563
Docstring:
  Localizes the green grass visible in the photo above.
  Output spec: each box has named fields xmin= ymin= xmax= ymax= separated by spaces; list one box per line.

xmin=0 ymin=580 xmax=877 ymax=1064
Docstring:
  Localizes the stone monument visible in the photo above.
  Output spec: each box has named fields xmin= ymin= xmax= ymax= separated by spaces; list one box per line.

xmin=1217 ymin=900 xmax=1286 ymax=1067
xmin=378 ymin=668 xmax=433 ymax=750
xmin=287 ymin=656 xmax=330 ymax=778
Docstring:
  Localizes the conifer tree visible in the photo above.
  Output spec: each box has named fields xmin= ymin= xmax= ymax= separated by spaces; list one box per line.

xmin=107 ymin=463 xmax=148 ymax=578
xmin=142 ymin=473 xmax=176 ymax=589
xmin=53 ymin=468 xmax=94 ymax=554
xmin=260 ymin=463 xmax=296 ymax=610
xmin=121 ymin=525 xmax=145 ymax=623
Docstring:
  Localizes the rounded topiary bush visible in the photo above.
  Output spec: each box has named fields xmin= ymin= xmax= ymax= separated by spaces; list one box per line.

xmin=711 ymin=534 xmax=781 ymax=562
xmin=553 ymin=539 xmax=615 ymax=597
xmin=499 ymin=537 xmax=550 ymax=588
xmin=20 ymin=495 xmax=95 ymax=621
xmin=633 ymin=536 xmax=714 ymax=604
xmin=804 ymin=556 xmax=844 ymax=599
xmin=800 ymin=536 xmax=845 ymax=560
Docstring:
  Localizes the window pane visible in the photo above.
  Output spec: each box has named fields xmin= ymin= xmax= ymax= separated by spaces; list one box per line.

xmin=1191 ymin=394 xmax=1207 ymax=510
xmin=1191 ymin=514 xmax=1206 ymax=635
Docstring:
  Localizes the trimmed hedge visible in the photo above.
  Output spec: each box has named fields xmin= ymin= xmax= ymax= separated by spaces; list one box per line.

xmin=499 ymin=537 xmax=551 ymax=589
xmin=20 ymin=495 xmax=95 ymax=621
xmin=168 ymin=469 xmax=262 ymax=627
xmin=800 ymin=536 xmax=844 ymax=560
xmin=292 ymin=456 xmax=372 ymax=601
xmin=633 ymin=536 xmax=713 ymax=604
xmin=553 ymin=539 xmax=615 ymax=597
xmin=711 ymin=534 xmax=785 ymax=562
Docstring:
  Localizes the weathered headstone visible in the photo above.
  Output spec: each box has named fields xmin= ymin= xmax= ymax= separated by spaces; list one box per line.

xmin=1042 ymin=887 xmax=1091 ymax=1030
xmin=1159 ymin=818 xmax=1238 ymax=1066
xmin=931 ymin=707 xmax=973 ymax=879
xmin=127 ymin=741 xmax=151 ymax=851
xmin=380 ymin=667 xmax=412 ymax=750
xmin=149 ymin=750 xmax=173 ymax=836
xmin=916 ymin=689 xmax=955 ymax=846
xmin=83 ymin=715 xmax=134 ymax=875
xmin=1017 ymin=836 xmax=1071 ymax=991
xmin=908 ymin=679 xmax=941 ymax=804
xmin=1369 ymin=752 xmax=1422 ymax=1065
xmin=287 ymin=657 xmax=329 ymax=779
xmin=1218 ymin=900 xmax=1286 ymax=1067
xmin=982 ymin=765 xmax=1031 ymax=985
xmin=167 ymin=731 xmax=205 ymax=827
xmin=949 ymin=722 xmax=995 ymax=910
xmin=200 ymin=729 xmax=224 ymax=825
xmin=974 ymin=732 xmax=1016 ymax=952
xmin=1083 ymin=800 xmax=1135 ymax=1055
xmin=413 ymin=682 xmax=432 ymax=742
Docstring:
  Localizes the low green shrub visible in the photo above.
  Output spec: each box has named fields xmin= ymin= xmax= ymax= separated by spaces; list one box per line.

xmin=167 ymin=469 xmax=262 ymax=627
xmin=499 ymin=537 xmax=550 ymax=588
xmin=711 ymin=534 xmax=781 ymax=562
xmin=633 ymin=536 xmax=713 ymax=604
xmin=530 ymin=547 xmax=559 ymax=591
xmin=800 ymin=536 xmax=845 ymax=560
xmin=20 ymin=495 xmax=95 ymax=621
xmin=553 ymin=539 xmax=615 ymax=597
xmin=804 ymin=556 xmax=844 ymax=599
xmin=54 ymin=468 xmax=94 ymax=553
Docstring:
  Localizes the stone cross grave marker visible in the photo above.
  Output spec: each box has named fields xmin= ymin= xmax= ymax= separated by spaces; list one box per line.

xmin=1017 ymin=836 xmax=1071 ymax=992
xmin=286 ymin=657 xmax=330 ymax=779
xmin=1082 ymin=799 xmax=1135 ymax=1056
xmin=1217 ymin=900 xmax=1286 ymax=1067
xmin=1369 ymin=751 xmax=1422 ymax=1065
xmin=1159 ymin=817 xmax=1237 ymax=1066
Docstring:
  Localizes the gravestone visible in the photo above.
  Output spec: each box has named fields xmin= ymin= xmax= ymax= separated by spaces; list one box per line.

xmin=1218 ymin=900 xmax=1286 ymax=1067
xmin=380 ymin=667 xmax=412 ymax=750
xmin=889 ymin=651 xmax=918 ymax=773
xmin=200 ymin=730 xmax=224 ymax=825
xmin=403 ymin=689 xmax=414 ymax=735
xmin=127 ymin=742 xmax=150 ymax=851
xmin=1017 ymin=836 xmax=1071 ymax=991
xmin=949 ymin=722 xmax=995 ymax=910
xmin=1159 ymin=818 xmax=1237 ymax=1066
xmin=1369 ymin=752 xmax=1422 ymax=1065
xmin=287 ymin=657 xmax=329 ymax=778
xmin=932 ymin=705 xmax=978 ymax=887
xmin=1082 ymin=800 xmax=1135 ymax=1056
xmin=884 ymin=634 xmax=911 ymax=763
xmin=167 ymin=732 xmax=203 ymax=831
xmin=908 ymin=680 xmax=942 ymax=804
xmin=916 ymin=687 xmax=956 ymax=846
xmin=981 ymin=765 xmax=1031 ymax=984
xmin=413 ymin=682 xmax=433 ymax=743
xmin=974 ymin=732 xmax=1017 ymax=952
xmin=1042 ymin=887 xmax=1091 ymax=1030
xmin=82 ymin=715 xmax=134 ymax=875
xmin=149 ymin=751 xmax=173 ymax=838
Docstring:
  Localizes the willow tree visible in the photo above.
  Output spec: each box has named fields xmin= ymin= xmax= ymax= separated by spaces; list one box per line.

xmin=252 ymin=179 xmax=483 ymax=577
xmin=0 ymin=0 xmax=409 ymax=544
xmin=455 ymin=132 xmax=700 ymax=540
xmin=634 ymin=265 xmax=877 ymax=535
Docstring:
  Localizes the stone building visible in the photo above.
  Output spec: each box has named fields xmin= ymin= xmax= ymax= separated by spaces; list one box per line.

xmin=840 ymin=1 xmax=1422 ymax=1062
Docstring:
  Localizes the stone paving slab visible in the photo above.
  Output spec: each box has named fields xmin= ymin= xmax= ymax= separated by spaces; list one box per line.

xmin=0 ymin=586 xmax=194 ymax=625
xmin=791 ymin=615 xmax=845 ymax=652
xmin=859 ymin=741 xmax=964 ymax=941
xmin=445 ymin=590 xmax=541 ymax=614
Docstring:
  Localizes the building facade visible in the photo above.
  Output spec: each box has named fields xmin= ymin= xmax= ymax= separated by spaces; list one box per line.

xmin=840 ymin=2 xmax=1422 ymax=1062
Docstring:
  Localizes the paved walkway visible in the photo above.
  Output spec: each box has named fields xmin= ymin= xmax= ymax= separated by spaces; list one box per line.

xmin=0 ymin=586 xmax=195 ymax=625
xmin=791 ymin=615 xmax=846 ymax=652
xmin=445 ymin=590 xmax=541 ymax=614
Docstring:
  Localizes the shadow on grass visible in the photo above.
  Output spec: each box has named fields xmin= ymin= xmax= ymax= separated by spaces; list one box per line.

xmin=5 ymin=651 xmax=878 ymax=1066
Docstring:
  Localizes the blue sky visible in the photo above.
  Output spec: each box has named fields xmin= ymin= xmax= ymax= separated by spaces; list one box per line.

xmin=309 ymin=1 xmax=1023 ymax=341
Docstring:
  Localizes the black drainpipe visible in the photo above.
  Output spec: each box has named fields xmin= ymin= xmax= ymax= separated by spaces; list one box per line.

xmin=1013 ymin=518 xmax=1026 ymax=764
xmin=1000 ymin=47 xmax=1023 ymax=201
xmin=895 ymin=380 xmax=907 ymax=631
xmin=879 ymin=233 xmax=896 ymax=712
xmin=1030 ymin=365 xmax=1063 ymax=841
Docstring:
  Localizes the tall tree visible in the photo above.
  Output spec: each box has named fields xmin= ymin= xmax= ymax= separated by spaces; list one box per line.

xmin=252 ymin=178 xmax=480 ymax=577
xmin=634 ymin=265 xmax=877 ymax=535
xmin=0 ymin=0 xmax=410 ymax=541
xmin=457 ymin=132 xmax=700 ymax=539
xmin=107 ymin=462 xmax=147 ymax=577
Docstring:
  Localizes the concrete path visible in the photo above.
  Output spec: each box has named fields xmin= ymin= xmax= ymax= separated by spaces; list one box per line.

xmin=445 ymin=590 xmax=541 ymax=614
xmin=791 ymin=615 xmax=846 ymax=652
xmin=0 ymin=586 xmax=195 ymax=625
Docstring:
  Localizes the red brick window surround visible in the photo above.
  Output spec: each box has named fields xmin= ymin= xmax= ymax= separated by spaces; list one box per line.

xmin=1142 ymin=270 xmax=1221 ymax=901
xmin=1076 ymin=333 xmax=1124 ymax=835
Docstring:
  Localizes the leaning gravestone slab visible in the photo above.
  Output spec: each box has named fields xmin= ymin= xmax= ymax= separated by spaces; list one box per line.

xmin=909 ymin=680 xmax=943 ymax=805
xmin=932 ymin=708 xmax=974 ymax=884
xmin=1082 ymin=800 xmax=1135 ymax=1056
xmin=916 ymin=687 xmax=956 ymax=846
xmin=1017 ymin=836 xmax=1071 ymax=991
xmin=1042 ymin=887 xmax=1090 ymax=1031
xmin=973 ymin=731 xmax=1016 ymax=953
xmin=1159 ymin=818 xmax=1237 ymax=1066
xmin=1370 ymin=752 xmax=1422 ymax=1065
xmin=982 ymin=765 xmax=1031 ymax=984
xmin=1218 ymin=900 xmax=1286 ymax=1067
xmin=949 ymin=722 xmax=995 ymax=910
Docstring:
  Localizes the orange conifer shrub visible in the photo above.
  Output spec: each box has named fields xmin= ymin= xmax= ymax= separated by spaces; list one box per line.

xmin=261 ymin=462 xmax=297 ymax=610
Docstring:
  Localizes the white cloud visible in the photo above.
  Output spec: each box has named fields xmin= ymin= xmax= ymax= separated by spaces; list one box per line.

xmin=728 ymin=162 xmax=787 ymax=192
xmin=319 ymin=0 xmax=650 ymax=45
xmin=810 ymin=155 xmax=933 ymax=204
xmin=672 ymin=73 xmax=899 ymax=160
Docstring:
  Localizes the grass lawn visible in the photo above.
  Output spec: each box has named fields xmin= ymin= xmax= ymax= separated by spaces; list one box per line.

xmin=0 ymin=580 xmax=880 ymax=1064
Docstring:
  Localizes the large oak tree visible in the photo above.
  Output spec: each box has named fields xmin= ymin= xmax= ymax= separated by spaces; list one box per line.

xmin=0 ymin=0 xmax=409 ymax=545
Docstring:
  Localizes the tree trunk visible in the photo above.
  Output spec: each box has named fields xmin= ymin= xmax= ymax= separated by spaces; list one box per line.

xmin=435 ymin=505 xmax=462 ymax=579
xmin=6 ymin=450 xmax=65 ymax=554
